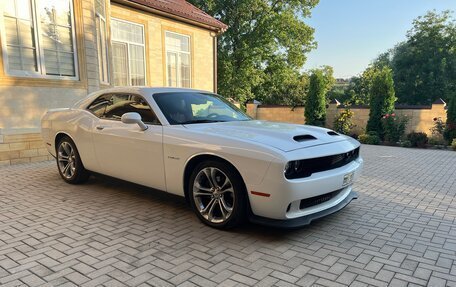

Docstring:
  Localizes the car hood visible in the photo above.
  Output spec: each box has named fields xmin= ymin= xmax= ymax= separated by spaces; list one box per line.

xmin=183 ymin=120 xmax=349 ymax=152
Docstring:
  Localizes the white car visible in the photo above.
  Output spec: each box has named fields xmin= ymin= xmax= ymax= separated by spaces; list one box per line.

xmin=41 ymin=87 xmax=363 ymax=229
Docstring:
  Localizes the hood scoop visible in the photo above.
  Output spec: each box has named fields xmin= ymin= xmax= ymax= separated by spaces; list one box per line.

xmin=327 ymin=131 xmax=340 ymax=136
xmin=293 ymin=134 xmax=317 ymax=142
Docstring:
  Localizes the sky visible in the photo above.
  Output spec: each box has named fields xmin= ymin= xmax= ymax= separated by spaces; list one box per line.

xmin=303 ymin=0 xmax=456 ymax=79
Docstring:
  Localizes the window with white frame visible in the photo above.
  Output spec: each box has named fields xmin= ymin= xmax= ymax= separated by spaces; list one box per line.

xmin=95 ymin=0 xmax=108 ymax=83
xmin=165 ymin=31 xmax=191 ymax=88
xmin=0 ymin=0 xmax=78 ymax=78
xmin=111 ymin=19 xmax=145 ymax=86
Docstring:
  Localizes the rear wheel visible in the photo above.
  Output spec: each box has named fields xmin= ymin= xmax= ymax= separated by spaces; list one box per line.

xmin=189 ymin=160 xmax=247 ymax=229
xmin=56 ymin=136 xmax=90 ymax=184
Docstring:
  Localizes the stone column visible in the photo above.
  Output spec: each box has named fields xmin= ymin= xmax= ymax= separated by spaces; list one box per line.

xmin=246 ymin=100 xmax=261 ymax=119
xmin=326 ymin=99 xmax=341 ymax=128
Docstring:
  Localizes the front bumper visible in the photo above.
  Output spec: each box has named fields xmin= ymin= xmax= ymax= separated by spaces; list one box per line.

xmin=246 ymin=156 xmax=363 ymax=219
xmin=249 ymin=190 xmax=358 ymax=228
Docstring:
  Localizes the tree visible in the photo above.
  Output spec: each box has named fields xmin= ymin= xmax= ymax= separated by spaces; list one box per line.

xmin=446 ymin=90 xmax=456 ymax=141
xmin=331 ymin=65 xmax=382 ymax=107
xmin=187 ymin=0 xmax=319 ymax=104
xmin=366 ymin=67 xmax=397 ymax=136
xmin=386 ymin=11 xmax=456 ymax=105
xmin=305 ymin=68 xmax=333 ymax=126
xmin=253 ymin=58 xmax=309 ymax=106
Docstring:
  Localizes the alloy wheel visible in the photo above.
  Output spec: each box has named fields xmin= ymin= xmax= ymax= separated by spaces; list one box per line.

xmin=192 ymin=167 xmax=235 ymax=224
xmin=57 ymin=141 xmax=76 ymax=179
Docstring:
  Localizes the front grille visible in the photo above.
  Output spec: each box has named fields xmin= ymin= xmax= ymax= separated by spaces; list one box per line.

xmin=299 ymin=188 xmax=344 ymax=210
xmin=285 ymin=147 xmax=360 ymax=179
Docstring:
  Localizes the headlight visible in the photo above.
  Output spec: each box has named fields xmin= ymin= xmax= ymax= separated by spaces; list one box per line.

xmin=284 ymin=147 xmax=360 ymax=179
xmin=284 ymin=160 xmax=302 ymax=178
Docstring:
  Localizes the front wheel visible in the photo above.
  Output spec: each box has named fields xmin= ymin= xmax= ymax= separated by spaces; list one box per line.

xmin=189 ymin=160 xmax=247 ymax=229
xmin=56 ymin=136 xmax=90 ymax=184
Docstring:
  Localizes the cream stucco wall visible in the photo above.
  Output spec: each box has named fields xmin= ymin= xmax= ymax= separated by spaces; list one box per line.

xmin=0 ymin=0 xmax=216 ymax=134
xmin=110 ymin=3 xmax=215 ymax=92
xmin=0 ymin=0 xmax=219 ymax=165
xmin=0 ymin=0 xmax=98 ymax=132
xmin=0 ymin=87 xmax=87 ymax=131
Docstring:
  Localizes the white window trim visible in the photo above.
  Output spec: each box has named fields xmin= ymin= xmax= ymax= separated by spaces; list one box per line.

xmin=94 ymin=0 xmax=109 ymax=85
xmin=165 ymin=31 xmax=191 ymax=88
xmin=0 ymin=0 xmax=79 ymax=80
xmin=111 ymin=18 xmax=146 ymax=86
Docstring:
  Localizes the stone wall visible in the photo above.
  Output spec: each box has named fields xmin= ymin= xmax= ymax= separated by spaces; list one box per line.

xmin=0 ymin=130 xmax=52 ymax=166
xmin=247 ymin=100 xmax=448 ymax=135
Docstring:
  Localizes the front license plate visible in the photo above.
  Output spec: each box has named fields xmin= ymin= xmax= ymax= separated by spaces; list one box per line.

xmin=343 ymin=171 xmax=355 ymax=186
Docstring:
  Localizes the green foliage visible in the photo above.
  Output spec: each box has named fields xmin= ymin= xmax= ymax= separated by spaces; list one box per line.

xmin=305 ymin=68 xmax=333 ymax=126
xmin=187 ymin=0 xmax=319 ymax=104
xmin=381 ymin=113 xmax=408 ymax=143
xmin=452 ymin=139 xmax=456 ymax=151
xmin=373 ymin=11 xmax=456 ymax=105
xmin=344 ymin=76 xmax=369 ymax=105
xmin=428 ymin=136 xmax=447 ymax=146
xmin=407 ymin=132 xmax=428 ymax=148
xmin=254 ymin=62 xmax=309 ymax=106
xmin=333 ymin=109 xmax=355 ymax=135
xmin=429 ymin=117 xmax=447 ymax=144
xmin=445 ymin=90 xmax=456 ymax=142
xmin=366 ymin=67 xmax=397 ymax=137
xmin=352 ymin=67 xmax=380 ymax=105
xmin=399 ymin=140 xmax=412 ymax=148
xmin=358 ymin=133 xmax=381 ymax=145
xmin=431 ymin=117 xmax=446 ymax=137
xmin=329 ymin=60 xmax=392 ymax=106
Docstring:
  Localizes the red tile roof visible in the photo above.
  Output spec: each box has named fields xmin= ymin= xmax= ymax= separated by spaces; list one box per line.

xmin=125 ymin=0 xmax=227 ymax=31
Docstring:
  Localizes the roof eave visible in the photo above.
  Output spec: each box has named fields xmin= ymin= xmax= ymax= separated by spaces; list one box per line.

xmin=112 ymin=0 xmax=227 ymax=34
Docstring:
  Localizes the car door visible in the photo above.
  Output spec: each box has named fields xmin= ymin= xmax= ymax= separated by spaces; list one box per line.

xmin=88 ymin=93 xmax=166 ymax=190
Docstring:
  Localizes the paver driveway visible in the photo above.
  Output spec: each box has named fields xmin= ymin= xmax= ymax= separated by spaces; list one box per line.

xmin=0 ymin=145 xmax=455 ymax=287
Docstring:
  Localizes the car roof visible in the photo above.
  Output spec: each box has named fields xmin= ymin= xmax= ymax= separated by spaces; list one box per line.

xmin=99 ymin=86 xmax=212 ymax=95
xmin=74 ymin=86 xmax=216 ymax=109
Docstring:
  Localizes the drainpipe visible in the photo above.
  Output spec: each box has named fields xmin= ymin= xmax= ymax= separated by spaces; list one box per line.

xmin=212 ymin=32 xmax=218 ymax=93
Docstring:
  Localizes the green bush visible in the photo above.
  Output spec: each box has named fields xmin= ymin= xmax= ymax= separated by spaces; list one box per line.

xmin=446 ymin=90 xmax=456 ymax=142
xmin=430 ymin=117 xmax=445 ymax=137
xmin=444 ymin=124 xmax=456 ymax=143
xmin=333 ymin=109 xmax=355 ymax=135
xmin=305 ymin=70 xmax=327 ymax=127
xmin=358 ymin=133 xmax=381 ymax=145
xmin=407 ymin=132 xmax=428 ymax=148
xmin=399 ymin=140 xmax=412 ymax=148
xmin=428 ymin=136 xmax=446 ymax=146
xmin=381 ymin=113 xmax=408 ymax=143
xmin=452 ymin=139 xmax=456 ymax=151
xmin=366 ymin=67 xmax=396 ymax=137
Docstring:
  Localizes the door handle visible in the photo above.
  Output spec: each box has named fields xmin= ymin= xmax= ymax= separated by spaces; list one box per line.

xmin=96 ymin=125 xmax=105 ymax=130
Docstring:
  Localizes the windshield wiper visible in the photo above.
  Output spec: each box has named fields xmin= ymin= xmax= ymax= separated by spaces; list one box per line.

xmin=181 ymin=119 xmax=225 ymax=124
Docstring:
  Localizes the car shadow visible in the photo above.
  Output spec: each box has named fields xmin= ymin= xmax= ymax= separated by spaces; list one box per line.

xmin=83 ymin=173 xmax=318 ymax=239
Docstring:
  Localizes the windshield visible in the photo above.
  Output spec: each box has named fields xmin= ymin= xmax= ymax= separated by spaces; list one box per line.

xmin=153 ymin=92 xmax=251 ymax=125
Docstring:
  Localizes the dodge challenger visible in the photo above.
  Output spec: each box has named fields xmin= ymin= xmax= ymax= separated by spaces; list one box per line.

xmin=41 ymin=87 xmax=363 ymax=229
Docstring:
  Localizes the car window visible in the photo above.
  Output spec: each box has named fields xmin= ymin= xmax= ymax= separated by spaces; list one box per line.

xmin=87 ymin=94 xmax=160 ymax=125
xmin=87 ymin=94 xmax=111 ymax=117
xmin=153 ymin=92 xmax=251 ymax=125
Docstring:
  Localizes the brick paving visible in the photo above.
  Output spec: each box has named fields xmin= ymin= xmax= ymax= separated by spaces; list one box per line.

xmin=0 ymin=145 xmax=455 ymax=287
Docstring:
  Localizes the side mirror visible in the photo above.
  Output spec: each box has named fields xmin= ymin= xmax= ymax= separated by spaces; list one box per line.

xmin=121 ymin=112 xmax=148 ymax=131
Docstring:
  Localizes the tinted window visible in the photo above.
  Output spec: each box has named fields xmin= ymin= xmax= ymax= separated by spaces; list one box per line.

xmin=153 ymin=92 xmax=251 ymax=125
xmin=87 ymin=94 xmax=160 ymax=125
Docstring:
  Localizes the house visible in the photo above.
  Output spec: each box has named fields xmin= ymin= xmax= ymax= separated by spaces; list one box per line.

xmin=0 ymin=0 xmax=227 ymax=165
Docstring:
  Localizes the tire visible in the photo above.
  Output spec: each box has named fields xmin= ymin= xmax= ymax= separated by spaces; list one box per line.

xmin=56 ymin=136 xmax=90 ymax=184
xmin=188 ymin=160 xmax=247 ymax=229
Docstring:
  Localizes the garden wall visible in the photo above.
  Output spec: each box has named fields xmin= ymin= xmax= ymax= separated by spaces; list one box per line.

xmin=246 ymin=99 xmax=447 ymax=136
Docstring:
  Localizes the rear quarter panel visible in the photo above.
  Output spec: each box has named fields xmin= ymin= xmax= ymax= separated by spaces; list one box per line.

xmin=41 ymin=109 xmax=98 ymax=171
